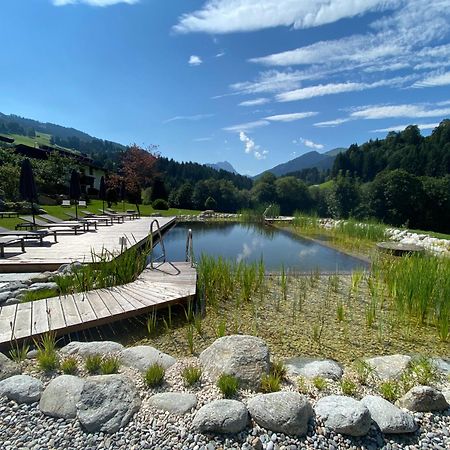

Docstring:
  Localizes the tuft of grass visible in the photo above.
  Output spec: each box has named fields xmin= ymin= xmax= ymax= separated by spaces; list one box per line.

xmin=182 ymin=365 xmax=202 ymax=386
xmin=340 ymin=377 xmax=357 ymax=396
xmin=336 ymin=301 xmax=345 ymax=322
xmin=100 ymin=356 xmax=121 ymax=375
xmin=9 ymin=341 xmax=29 ymax=363
xmin=61 ymin=356 xmax=78 ymax=375
xmin=297 ymin=376 xmax=309 ymax=394
xmin=408 ymin=356 xmax=440 ymax=386
xmin=186 ymin=325 xmax=195 ymax=354
xmin=378 ymin=380 xmax=401 ymax=402
xmin=144 ymin=363 xmax=165 ymax=387
xmin=147 ymin=310 xmax=158 ymax=337
xmin=260 ymin=373 xmax=281 ymax=393
xmin=215 ymin=320 xmax=227 ymax=338
xmin=194 ymin=314 xmax=203 ymax=336
xmin=353 ymin=359 xmax=374 ymax=385
xmin=85 ymin=354 xmax=102 ymax=374
xmin=312 ymin=376 xmax=327 ymax=391
xmin=270 ymin=361 xmax=287 ymax=380
xmin=35 ymin=332 xmax=59 ymax=372
xmin=217 ymin=373 xmax=239 ymax=398
xmin=21 ymin=288 xmax=59 ymax=303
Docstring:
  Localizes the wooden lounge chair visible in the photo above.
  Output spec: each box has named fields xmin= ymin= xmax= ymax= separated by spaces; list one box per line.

xmin=40 ymin=214 xmax=97 ymax=231
xmin=0 ymin=236 xmax=25 ymax=257
xmin=16 ymin=216 xmax=83 ymax=234
xmin=83 ymin=210 xmax=124 ymax=224
xmin=61 ymin=200 xmax=71 ymax=207
xmin=103 ymin=209 xmax=136 ymax=220
xmin=64 ymin=211 xmax=110 ymax=226
xmin=79 ymin=200 xmax=87 ymax=207
xmin=0 ymin=211 xmax=20 ymax=218
xmin=0 ymin=226 xmax=57 ymax=244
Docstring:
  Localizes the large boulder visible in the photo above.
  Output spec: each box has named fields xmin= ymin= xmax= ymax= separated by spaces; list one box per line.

xmin=120 ymin=346 xmax=176 ymax=372
xmin=199 ymin=335 xmax=270 ymax=389
xmin=361 ymin=395 xmax=417 ymax=434
xmin=396 ymin=386 xmax=449 ymax=412
xmin=284 ymin=357 xmax=343 ymax=381
xmin=0 ymin=375 xmax=43 ymax=404
xmin=192 ymin=399 xmax=248 ymax=434
xmin=77 ymin=374 xmax=141 ymax=433
xmin=443 ymin=388 xmax=450 ymax=405
xmin=149 ymin=392 xmax=197 ymax=415
xmin=315 ymin=395 xmax=371 ymax=437
xmin=364 ymin=355 xmax=411 ymax=380
xmin=247 ymin=391 xmax=312 ymax=436
xmin=432 ymin=357 xmax=450 ymax=376
xmin=0 ymin=352 xmax=20 ymax=381
xmin=40 ymin=375 xmax=84 ymax=419
xmin=60 ymin=341 xmax=124 ymax=358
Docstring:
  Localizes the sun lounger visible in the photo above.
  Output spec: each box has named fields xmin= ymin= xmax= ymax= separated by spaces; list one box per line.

xmin=40 ymin=214 xmax=97 ymax=231
xmin=0 ymin=211 xmax=20 ymax=218
xmin=61 ymin=200 xmax=71 ymax=207
xmin=79 ymin=200 xmax=87 ymax=207
xmin=0 ymin=226 xmax=58 ymax=244
xmin=64 ymin=211 xmax=110 ymax=226
xmin=103 ymin=209 xmax=137 ymax=220
xmin=0 ymin=236 xmax=25 ymax=257
xmin=83 ymin=211 xmax=123 ymax=224
xmin=16 ymin=216 xmax=84 ymax=234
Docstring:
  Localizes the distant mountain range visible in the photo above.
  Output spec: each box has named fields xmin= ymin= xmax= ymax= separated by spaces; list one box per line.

xmin=206 ymin=161 xmax=238 ymax=174
xmin=254 ymin=148 xmax=346 ymax=178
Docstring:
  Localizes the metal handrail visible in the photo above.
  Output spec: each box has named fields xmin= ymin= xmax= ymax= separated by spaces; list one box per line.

xmin=149 ymin=219 xmax=166 ymax=269
xmin=185 ymin=228 xmax=195 ymax=267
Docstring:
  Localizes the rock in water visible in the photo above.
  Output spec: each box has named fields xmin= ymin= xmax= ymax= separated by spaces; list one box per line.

xmin=364 ymin=355 xmax=411 ymax=380
xmin=192 ymin=399 xmax=249 ymax=434
xmin=40 ymin=375 xmax=84 ymax=419
xmin=247 ymin=391 xmax=313 ymax=436
xmin=396 ymin=386 xmax=449 ymax=412
xmin=315 ymin=395 xmax=371 ymax=436
xmin=60 ymin=341 xmax=124 ymax=358
xmin=149 ymin=392 xmax=197 ymax=415
xmin=77 ymin=374 xmax=141 ymax=433
xmin=0 ymin=352 xmax=20 ymax=381
xmin=284 ymin=357 xmax=343 ymax=380
xmin=120 ymin=345 xmax=176 ymax=372
xmin=199 ymin=335 xmax=270 ymax=389
xmin=361 ymin=395 xmax=417 ymax=434
xmin=0 ymin=375 xmax=43 ymax=403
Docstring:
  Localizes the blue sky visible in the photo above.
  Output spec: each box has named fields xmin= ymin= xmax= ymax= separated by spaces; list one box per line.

xmin=1 ymin=0 xmax=450 ymax=175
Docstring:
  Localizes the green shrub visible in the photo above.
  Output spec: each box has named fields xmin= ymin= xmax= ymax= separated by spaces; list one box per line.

xmin=152 ymin=199 xmax=169 ymax=210
xmin=312 ymin=376 xmax=327 ymax=391
xmin=260 ymin=373 xmax=281 ymax=393
xmin=217 ymin=373 xmax=239 ymax=398
xmin=144 ymin=363 xmax=165 ymax=387
xmin=340 ymin=377 xmax=357 ymax=396
xmin=85 ymin=354 xmax=102 ymax=374
xmin=100 ymin=356 xmax=121 ymax=375
xmin=61 ymin=356 xmax=78 ymax=374
xmin=182 ymin=365 xmax=202 ymax=386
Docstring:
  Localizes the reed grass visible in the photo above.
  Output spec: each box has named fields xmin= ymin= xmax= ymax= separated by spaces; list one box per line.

xmin=217 ymin=373 xmax=239 ymax=398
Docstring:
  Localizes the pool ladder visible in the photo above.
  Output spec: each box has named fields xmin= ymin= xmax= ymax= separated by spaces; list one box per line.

xmin=185 ymin=228 xmax=195 ymax=267
xmin=149 ymin=219 xmax=166 ymax=269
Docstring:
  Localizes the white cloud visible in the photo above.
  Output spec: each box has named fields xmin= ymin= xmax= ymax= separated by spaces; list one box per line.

xmin=215 ymin=51 xmax=226 ymax=58
xmin=296 ymin=137 xmax=324 ymax=150
xmin=371 ymin=123 xmax=440 ymax=133
xmin=314 ymin=118 xmax=350 ymax=127
xmin=264 ymin=112 xmax=318 ymax=122
xmin=238 ymin=98 xmax=270 ymax=107
xmin=193 ymin=137 xmax=213 ymax=142
xmin=164 ymin=113 xmax=213 ymax=123
xmin=413 ymin=71 xmax=450 ymax=88
xmin=173 ymin=0 xmax=396 ymax=34
xmin=350 ymin=104 xmax=450 ymax=119
xmin=239 ymin=132 xmax=268 ymax=160
xmin=188 ymin=55 xmax=202 ymax=66
xmin=223 ymin=120 xmax=270 ymax=132
xmin=52 ymin=0 xmax=137 ymax=5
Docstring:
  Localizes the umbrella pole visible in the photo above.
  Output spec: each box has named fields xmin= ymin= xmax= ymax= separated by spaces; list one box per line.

xmin=75 ymin=201 xmax=78 ymax=220
xmin=102 ymin=200 xmax=105 ymax=214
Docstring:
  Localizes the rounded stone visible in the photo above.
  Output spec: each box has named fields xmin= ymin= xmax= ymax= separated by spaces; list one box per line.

xmin=149 ymin=392 xmax=197 ymax=415
xmin=0 ymin=374 xmax=43 ymax=404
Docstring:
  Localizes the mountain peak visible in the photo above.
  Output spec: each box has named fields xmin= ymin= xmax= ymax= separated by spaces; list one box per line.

xmin=206 ymin=161 xmax=238 ymax=174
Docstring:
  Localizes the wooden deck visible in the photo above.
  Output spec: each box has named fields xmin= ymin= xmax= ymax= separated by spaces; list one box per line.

xmin=0 ymin=262 xmax=196 ymax=347
xmin=0 ymin=216 xmax=176 ymax=273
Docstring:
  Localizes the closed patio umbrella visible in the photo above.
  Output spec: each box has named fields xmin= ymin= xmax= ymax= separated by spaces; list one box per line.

xmin=69 ymin=170 xmax=81 ymax=219
xmin=120 ymin=179 xmax=126 ymax=212
xmin=19 ymin=159 xmax=38 ymax=225
xmin=99 ymin=176 xmax=106 ymax=214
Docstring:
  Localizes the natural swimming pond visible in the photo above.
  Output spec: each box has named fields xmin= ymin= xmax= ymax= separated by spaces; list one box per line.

xmin=162 ymin=222 xmax=368 ymax=272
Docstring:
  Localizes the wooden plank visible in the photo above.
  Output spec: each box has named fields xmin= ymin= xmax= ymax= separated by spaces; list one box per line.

xmin=46 ymin=297 xmax=66 ymax=331
xmin=124 ymin=284 xmax=174 ymax=303
xmin=95 ymin=290 xmax=125 ymax=315
xmin=120 ymin=285 xmax=161 ymax=306
xmin=13 ymin=302 xmax=32 ymax=340
xmin=61 ymin=294 xmax=82 ymax=327
xmin=32 ymin=299 xmax=50 ymax=335
xmin=84 ymin=291 xmax=112 ymax=319
xmin=75 ymin=293 xmax=98 ymax=323
xmin=0 ymin=304 xmax=17 ymax=343
xmin=105 ymin=289 xmax=135 ymax=313
xmin=109 ymin=287 xmax=148 ymax=310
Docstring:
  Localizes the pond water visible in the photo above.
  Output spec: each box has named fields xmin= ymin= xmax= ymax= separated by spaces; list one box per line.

xmin=162 ymin=222 xmax=368 ymax=272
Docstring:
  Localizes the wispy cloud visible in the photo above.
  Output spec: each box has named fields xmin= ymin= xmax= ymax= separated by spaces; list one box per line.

xmin=264 ymin=112 xmax=318 ymax=122
xmin=188 ymin=55 xmax=202 ymax=66
xmin=350 ymin=103 xmax=450 ymax=119
xmin=239 ymin=131 xmax=268 ymax=160
xmin=173 ymin=0 xmax=396 ymax=34
xmin=193 ymin=137 xmax=213 ymax=142
xmin=371 ymin=123 xmax=440 ymax=133
xmin=52 ymin=0 xmax=137 ymax=5
xmin=238 ymin=98 xmax=270 ymax=107
xmin=223 ymin=120 xmax=270 ymax=133
xmin=294 ymin=137 xmax=324 ymax=150
xmin=215 ymin=51 xmax=226 ymax=58
xmin=314 ymin=118 xmax=350 ymax=127
xmin=164 ymin=113 xmax=213 ymax=124
xmin=413 ymin=71 xmax=450 ymax=88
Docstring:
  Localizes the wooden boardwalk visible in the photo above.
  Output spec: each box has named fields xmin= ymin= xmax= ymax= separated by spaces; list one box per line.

xmin=0 ymin=262 xmax=196 ymax=347
xmin=0 ymin=216 xmax=176 ymax=273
